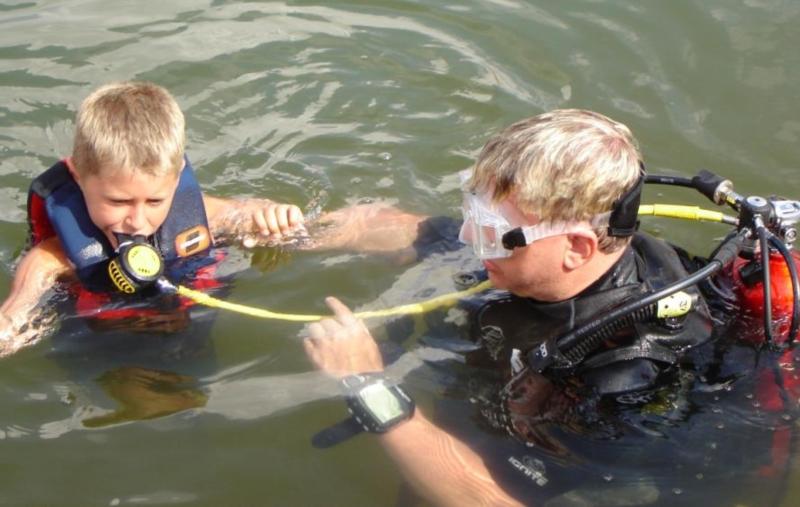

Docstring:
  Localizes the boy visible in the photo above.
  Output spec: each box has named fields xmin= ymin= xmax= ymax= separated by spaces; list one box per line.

xmin=0 ymin=81 xmax=305 ymax=357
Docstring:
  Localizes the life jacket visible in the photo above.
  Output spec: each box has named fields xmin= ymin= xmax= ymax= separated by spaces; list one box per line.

xmin=467 ymin=233 xmax=713 ymax=396
xmin=27 ymin=157 xmax=221 ymax=327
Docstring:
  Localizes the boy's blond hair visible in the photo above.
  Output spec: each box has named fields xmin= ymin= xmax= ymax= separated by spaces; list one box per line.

xmin=470 ymin=109 xmax=643 ymax=253
xmin=72 ymin=81 xmax=185 ymax=177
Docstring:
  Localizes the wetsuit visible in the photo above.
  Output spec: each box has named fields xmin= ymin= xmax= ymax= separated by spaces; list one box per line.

xmin=410 ymin=217 xmax=792 ymax=505
xmin=467 ymin=232 xmax=713 ymax=397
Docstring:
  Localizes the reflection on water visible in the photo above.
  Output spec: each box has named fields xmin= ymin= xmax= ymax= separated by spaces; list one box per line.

xmin=1 ymin=0 xmax=800 ymax=505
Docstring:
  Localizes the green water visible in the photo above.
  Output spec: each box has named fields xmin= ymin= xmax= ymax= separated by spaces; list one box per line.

xmin=1 ymin=1 xmax=799 ymax=505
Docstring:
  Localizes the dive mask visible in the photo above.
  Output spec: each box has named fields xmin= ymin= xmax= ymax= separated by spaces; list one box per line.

xmin=457 ymin=170 xmax=601 ymax=260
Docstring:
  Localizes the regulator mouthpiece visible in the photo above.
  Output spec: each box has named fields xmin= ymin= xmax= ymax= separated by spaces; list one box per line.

xmin=108 ymin=234 xmax=165 ymax=294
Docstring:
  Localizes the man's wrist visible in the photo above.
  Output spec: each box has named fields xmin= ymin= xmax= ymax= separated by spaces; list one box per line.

xmin=341 ymin=373 xmax=415 ymax=434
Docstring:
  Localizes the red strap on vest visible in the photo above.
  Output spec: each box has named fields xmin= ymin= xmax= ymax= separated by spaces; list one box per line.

xmin=29 ymin=192 xmax=55 ymax=245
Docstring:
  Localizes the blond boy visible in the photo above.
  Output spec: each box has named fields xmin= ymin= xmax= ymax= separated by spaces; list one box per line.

xmin=0 ymin=81 xmax=304 ymax=356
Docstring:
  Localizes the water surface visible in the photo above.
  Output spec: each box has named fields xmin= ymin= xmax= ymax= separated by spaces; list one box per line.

xmin=1 ymin=1 xmax=799 ymax=505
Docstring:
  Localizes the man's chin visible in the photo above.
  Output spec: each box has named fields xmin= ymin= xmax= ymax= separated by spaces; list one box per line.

xmin=486 ymin=269 xmax=508 ymax=289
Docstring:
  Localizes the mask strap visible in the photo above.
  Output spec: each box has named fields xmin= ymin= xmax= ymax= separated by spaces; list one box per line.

xmin=607 ymin=162 xmax=645 ymax=238
xmin=501 ymin=221 xmax=593 ymax=250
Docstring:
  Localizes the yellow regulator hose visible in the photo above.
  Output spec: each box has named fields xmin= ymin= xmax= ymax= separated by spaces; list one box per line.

xmin=175 ymin=279 xmax=493 ymax=322
xmin=172 ymin=203 xmax=730 ymax=322
xmin=638 ymin=204 xmax=732 ymax=224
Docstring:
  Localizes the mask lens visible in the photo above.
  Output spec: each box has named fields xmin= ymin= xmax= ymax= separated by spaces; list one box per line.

xmin=459 ymin=192 xmax=512 ymax=259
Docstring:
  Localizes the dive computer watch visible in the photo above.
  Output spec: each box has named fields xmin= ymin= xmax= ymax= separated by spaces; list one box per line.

xmin=341 ymin=373 xmax=415 ymax=433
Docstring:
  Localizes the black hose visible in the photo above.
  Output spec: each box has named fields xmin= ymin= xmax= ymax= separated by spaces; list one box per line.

xmin=757 ymin=225 xmax=775 ymax=346
xmin=645 ymin=175 xmax=695 ymax=188
xmin=554 ymin=230 xmax=748 ymax=363
xmin=768 ymin=235 xmax=800 ymax=345
xmin=562 ymin=307 xmax=655 ymax=363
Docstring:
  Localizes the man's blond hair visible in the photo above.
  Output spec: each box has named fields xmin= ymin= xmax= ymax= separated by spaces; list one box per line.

xmin=72 ymin=81 xmax=185 ymax=177
xmin=470 ymin=109 xmax=643 ymax=252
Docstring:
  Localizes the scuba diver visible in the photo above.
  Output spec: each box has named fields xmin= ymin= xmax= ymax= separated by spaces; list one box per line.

xmin=304 ymin=109 xmax=800 ymax=506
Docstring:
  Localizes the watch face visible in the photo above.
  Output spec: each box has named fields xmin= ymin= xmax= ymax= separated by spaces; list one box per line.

xmin=358 ymin=382 xmax=405 ymax=424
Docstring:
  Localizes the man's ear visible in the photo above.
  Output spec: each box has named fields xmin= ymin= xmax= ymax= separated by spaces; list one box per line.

xmin=563 ymin=230 xmax=597 ymax=270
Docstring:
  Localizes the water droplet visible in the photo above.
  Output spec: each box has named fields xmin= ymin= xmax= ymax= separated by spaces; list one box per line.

xmin=712 ymin=407 xmax=722 ymax=414
xmin=673 ymin=488 xmax=683 ymax=495
xmin=709 ymin=442 xmax=718 ymax=450
xmin=379 ymin=152 xmax=392 ymax=161
xmin=603 ymin=474 xmax=614 ymax=482
xmin=752 ymin=401 xmax=761 ymax=408
xmin=745 ymin=393 xmax=754 ymax=399
xmin=782 ymin=414 xmax=792 ymax=421
xmin=696 ymin=473 xmax=704 ymax=480
xmin=716 ymin=423 xmax=725 ymax=430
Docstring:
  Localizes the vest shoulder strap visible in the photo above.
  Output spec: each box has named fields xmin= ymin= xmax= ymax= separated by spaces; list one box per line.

xmin=156 ymin=157 xmax=211 ymax=261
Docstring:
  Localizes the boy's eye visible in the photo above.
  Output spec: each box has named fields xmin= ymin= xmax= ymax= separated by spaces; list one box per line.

xmin=147 ymin=199 xmax=165 ymax=206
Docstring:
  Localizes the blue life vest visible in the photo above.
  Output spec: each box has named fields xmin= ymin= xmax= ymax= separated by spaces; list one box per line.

xmin=27 ymin=157 xmax=212 ymax=292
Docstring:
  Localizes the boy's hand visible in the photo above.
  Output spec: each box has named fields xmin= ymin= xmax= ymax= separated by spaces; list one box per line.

xmin=205 ymin=195 xmax=307 ymax=248
xmin=251 ymin=200 xmax=305 ymax=238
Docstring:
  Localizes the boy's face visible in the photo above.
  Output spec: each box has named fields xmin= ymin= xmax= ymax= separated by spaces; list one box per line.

xmin=70 ymin=162 xmax=181 ymax=249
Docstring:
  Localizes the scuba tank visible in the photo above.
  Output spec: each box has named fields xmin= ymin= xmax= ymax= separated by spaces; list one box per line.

xmin=731 ymin=251 xmax=800 ymax=343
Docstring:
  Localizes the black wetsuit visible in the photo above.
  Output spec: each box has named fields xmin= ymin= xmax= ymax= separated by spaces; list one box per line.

xmin=411 ymin=217 xmax=794 ymax=506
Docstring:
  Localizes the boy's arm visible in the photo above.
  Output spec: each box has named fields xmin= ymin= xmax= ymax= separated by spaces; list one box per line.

xmin=1 ymin=237 xmax=72 ymax=357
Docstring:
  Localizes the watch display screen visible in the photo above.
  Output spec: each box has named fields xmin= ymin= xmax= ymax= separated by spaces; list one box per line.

xmin=358 ymin=382 xmax=404 ymax=424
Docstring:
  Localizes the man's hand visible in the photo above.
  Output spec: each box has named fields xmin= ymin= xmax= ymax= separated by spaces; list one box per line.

xmin=303 ymin=297 xmax=384 ymax=378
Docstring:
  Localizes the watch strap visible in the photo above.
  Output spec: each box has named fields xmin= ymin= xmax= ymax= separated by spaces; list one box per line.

xmin=311 ymin=416 xmax=365 ymax=449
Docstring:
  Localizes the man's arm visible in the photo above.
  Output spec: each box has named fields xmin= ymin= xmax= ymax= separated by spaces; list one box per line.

xmin=304 ymin=297 xmax=523 ymax=507
xmin=311 ymin=204 xmax=429 ymax=258
xmin=0 ymin=237 xmax=71 ymax=357
xmin=204 ymin=193 xmax=430 ymax=259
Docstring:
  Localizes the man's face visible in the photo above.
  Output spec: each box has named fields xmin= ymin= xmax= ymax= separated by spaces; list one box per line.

xmin=476 ymin=197 xmax=572 ymax=300
xmin=73 ymin=165 xmax=180 ymax=249
xmin=460 ymin=191 xmax=581 ymax=301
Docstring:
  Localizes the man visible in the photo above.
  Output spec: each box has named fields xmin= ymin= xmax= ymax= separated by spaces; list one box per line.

xmin=304 ymin=110 xmax=715 ymax=505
